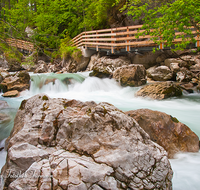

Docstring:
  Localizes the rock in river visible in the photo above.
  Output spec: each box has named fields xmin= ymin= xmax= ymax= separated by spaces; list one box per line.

xmin=113 ymin=64 xmax=146 ymax=87
xmin=1 ymin=94 xmax=173 ymax=190
xmin=0 ymin=71 xmax=30 ymax=93
xmin=126 ymin=109 xmax=199 ymax=158
xmin=136 ymin=82 xmax=182 ymax=100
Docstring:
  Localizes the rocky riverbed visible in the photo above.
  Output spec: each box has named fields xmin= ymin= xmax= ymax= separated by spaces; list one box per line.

xmin=1 ymin=49 xmax=200 ymax=99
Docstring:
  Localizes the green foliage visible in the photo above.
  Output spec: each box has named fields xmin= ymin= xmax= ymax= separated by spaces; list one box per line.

xmin=21 ymin=55 xmax=35 ymax=66
xmin=0 ymin=0 xmax=121 ymax=62
xmin=82 ymin=0 xmax=117 ymax=30
xmin=120 ymin=0 xmax=200 ymax=50
xmin=0 ymin=41 xmax=23 ymax=63
xmin=59 ymin=34 xmax=82 ymax=61
xmin=0 ymin=0 xmax=118 ymax=60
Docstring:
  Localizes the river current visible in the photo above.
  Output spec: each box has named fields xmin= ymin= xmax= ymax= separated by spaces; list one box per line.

xmin=0 ymin=72 xmax=200 ymax=190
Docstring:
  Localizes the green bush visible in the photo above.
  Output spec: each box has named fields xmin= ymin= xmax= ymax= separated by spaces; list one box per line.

xmin=59 ymin=35 xmax=82 ymax=61
xmin=0 ymin=42 xmax=23 ymax=63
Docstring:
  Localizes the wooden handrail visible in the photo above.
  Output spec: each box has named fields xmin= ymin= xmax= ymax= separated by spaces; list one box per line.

xmin=72 ymin=25 xmax=200 ymax=53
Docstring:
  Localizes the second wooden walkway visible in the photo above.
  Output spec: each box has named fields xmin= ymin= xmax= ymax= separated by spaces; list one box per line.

xmin=6 ymin=38 xmax=35 ymax=53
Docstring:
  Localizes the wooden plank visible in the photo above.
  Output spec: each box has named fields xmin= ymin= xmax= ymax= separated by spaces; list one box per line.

xmin=81 ymin=33 xmax=117 ymax=38
xmin=80 ymin=38 xmax=117 ymax=42
xmin=83 ymin=24 xmax=143 ymax=34
xmin=78 ymin=40 xmax=156 ymax=47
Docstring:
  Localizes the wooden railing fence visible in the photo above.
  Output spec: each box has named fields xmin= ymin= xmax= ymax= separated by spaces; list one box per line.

xmin=72 ymin=25 xmax=200 ymax=53
xmin=6 ymin=38 xmax=35 ymax=52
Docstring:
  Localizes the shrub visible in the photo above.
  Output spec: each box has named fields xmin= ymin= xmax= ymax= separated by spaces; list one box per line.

xmin=59 ymin=34 xmax=82 ymax=61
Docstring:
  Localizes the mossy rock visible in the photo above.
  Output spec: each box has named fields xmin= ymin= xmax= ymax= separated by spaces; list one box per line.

xmin=89 ymin=67 xmax=112 ymax=78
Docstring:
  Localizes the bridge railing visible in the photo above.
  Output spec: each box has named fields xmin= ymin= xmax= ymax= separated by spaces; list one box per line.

xmin=6 ymin=38 xmax=35 ymax=53
xmin=72 ymin=25 xmax=200 ymax=53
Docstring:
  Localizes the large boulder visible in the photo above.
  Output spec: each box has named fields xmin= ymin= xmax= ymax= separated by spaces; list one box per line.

xmin=87 ymin=55 xmax=131 ymax=73
xmin=89 ymin=66 xmax=112 ymax=78
xmin=176 ymin=67 xmax=194 ymax=82
xmin=1 ymin=94 xmax=173 ymax=190
xmin=147 ymin=66 xmax=173 ymax=81
xmin=113 ymin=64 xmax=146 ymax=87
xmin=0 ymin=71 xmax=30 ymax=94
xmin=169 ymin=62 xmax=180 ymax=73
xmin=61 ymin=56 xmax=90 ymax=73
xmin=34 ymin=60 xmax=49 ymax=73
xmin=126 ymin=109 xmax=199 ymax=158
xmin=136 ymin=82 xmax=182 ymax=100
xmin=164 ymin=58 xmax=187 ymax=68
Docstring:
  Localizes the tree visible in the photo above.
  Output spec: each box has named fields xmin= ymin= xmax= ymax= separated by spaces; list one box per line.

xmin=0 ymin=0 xmax=118 ymax=59
xmin=120 ymin=0 xmax=200 ymax=50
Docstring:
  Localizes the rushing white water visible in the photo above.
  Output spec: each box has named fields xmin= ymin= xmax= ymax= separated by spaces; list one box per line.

xmin=0 ymin=72 xmax=200 ymax=189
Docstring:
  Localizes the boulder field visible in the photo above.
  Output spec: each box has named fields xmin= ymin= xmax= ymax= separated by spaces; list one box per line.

xmin=1 ymin=94 xmax=173 ymax=190
xmin=1 ymin=49 xmax=200 ymax=98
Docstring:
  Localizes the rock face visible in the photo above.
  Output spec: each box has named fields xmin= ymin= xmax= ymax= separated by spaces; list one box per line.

xmin=147 ymin=66 xmax=173 ymax=81
xmin=136 ymin=82 xmax=182 ymax=100
xmin=1 ymin=94 xmax=173 ymax=190
xmin=0 ymin=71 xmax=30 ymax=94
xmin=126 ymin=109 xmax=199 ymax=159
xmin=113 ymin=64 xmax=146 ymax=87
xmin=130 ymin=52 xmax=160 ymax=69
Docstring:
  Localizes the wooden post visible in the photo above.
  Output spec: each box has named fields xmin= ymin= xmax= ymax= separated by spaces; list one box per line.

xmin=111 ymin=30 xmax=114 ymax=54
xmin=96 ymin=31 xmax=99 ymax=51
xmin=126 ymin=27 xmax=130 ymax=52
xmin=159 ymin=36 xmax=164 ymax=50
xmin=196 ymin=34 xmax=200 ymax=48
xmin=85 ymin=32 xmax=87 ymax=49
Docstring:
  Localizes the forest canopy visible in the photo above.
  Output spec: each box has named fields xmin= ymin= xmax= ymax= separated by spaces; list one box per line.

xmin=0 ymin=0 xmax=116 ymax=51
xmin=0 ymin=0 xmax=200 ymax=56
xmin=118 ymin=0 xmax=200 ymax=50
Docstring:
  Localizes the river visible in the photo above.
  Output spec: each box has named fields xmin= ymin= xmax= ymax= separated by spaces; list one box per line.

xmin=0 ymin=72 xmax=200 ymax=190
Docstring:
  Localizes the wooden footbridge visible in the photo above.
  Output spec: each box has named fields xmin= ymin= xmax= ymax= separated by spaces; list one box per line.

xmin=5 ymin=25 xmax=200 ymax=56
xmin=72 ymin=25 xmax=200 ymax=55
xmin=6 ymin=38 xmax=35 ymax=53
